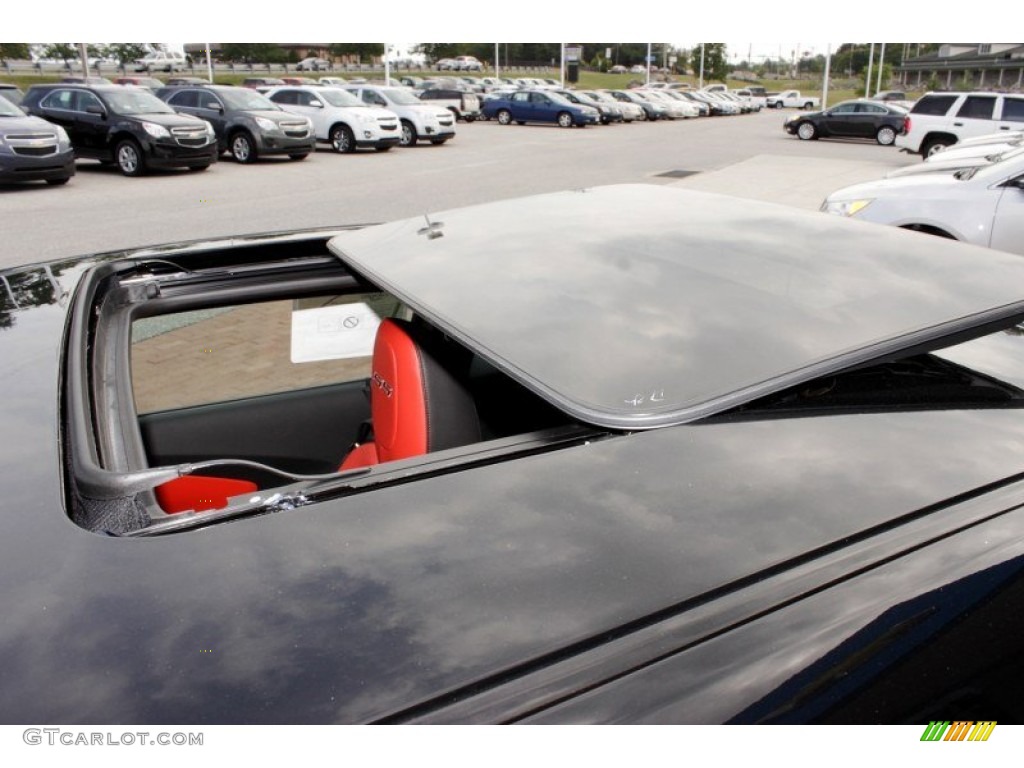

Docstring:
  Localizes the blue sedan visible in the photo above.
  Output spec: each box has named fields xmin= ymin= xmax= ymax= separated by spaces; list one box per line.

xmin=482 ymin=89 xmax=600 ymax=127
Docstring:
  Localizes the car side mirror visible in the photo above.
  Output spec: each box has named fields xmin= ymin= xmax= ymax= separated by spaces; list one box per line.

xmin=85 ymin=105 xmax=106 ymax=118
xmin=309 ymin=100 xmax=323 ymax=108
xmin=205 ymin=102 xmax=223 ymax=113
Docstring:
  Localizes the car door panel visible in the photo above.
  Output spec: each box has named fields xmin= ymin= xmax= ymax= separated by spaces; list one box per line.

xmin=139 ymin=380 xmax=370 ymax=475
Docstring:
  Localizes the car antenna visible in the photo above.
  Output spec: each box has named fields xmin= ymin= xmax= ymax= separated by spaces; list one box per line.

xmin=417 ymin=215 xmax=444 ymax=240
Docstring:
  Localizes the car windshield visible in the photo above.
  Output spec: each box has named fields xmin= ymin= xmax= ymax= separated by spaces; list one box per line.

xmin=547 ymin=93 xmax=573 ymax=106
xmin=219 ymin=89 xmax=279 ymax=111
xmin=317 ymin=88 xmax=364 ymax=107
xmin=102 ymin=89 xmax=174 ymax=115
xmin=0 ymin=98 xmax=24 ymax=117
xmin=380 ymin=88 xmax=421 ymax=105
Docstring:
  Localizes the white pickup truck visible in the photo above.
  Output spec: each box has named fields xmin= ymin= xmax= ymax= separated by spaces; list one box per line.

xmin=767 ymin=90 xmax=820 ymax=109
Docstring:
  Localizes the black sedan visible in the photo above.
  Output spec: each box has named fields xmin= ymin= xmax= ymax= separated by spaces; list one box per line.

xmin=482 ymin=89 xmax=600 ymax=127
xmin=785 ymin=99 xmax=908 ymax=145
xmin=3 ymin=185 xmax=1024 ymax=725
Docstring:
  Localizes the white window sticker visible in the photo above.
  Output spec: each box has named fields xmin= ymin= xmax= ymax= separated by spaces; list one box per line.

xmin=290 ymin=302 xmax=382 ymax=363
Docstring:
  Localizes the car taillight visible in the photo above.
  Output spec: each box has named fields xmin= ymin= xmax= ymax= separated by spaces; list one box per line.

xmin=904 ymin=115 xmax=911 ymax=134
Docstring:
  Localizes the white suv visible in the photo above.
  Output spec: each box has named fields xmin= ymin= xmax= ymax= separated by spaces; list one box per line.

xmin=344 ymin=85 xmax=455 ymax=146
xmin=265 ymin=86 xmax=401 ymax=153
xmin=896 ymin=91 xmax=1024 ymax=158
xmin=134 ymin=51 xmax=186 ymax=72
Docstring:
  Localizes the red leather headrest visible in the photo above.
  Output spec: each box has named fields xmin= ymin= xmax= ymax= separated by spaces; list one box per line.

xmin=371 ymin=318 xmax=430 ymax=463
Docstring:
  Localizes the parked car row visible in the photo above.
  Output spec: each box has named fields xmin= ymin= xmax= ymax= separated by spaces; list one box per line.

xmin=434 ymin=56 xmax=483 ymax=72
xmin=3 ymin=76 xmax=782 ymax=186
xmin=6 ymin=81 xmax=461 ymax=181
xmin=478 ymin=86 xmax=762 ymax=128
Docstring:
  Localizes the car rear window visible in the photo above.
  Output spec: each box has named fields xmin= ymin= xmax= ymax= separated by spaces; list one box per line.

xmin=912 ymin=95 xmax=958 ymax=115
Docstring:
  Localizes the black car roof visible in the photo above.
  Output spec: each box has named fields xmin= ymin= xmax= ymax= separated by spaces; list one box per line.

xmin=329 ymin=184 xmax=1024 ymax=429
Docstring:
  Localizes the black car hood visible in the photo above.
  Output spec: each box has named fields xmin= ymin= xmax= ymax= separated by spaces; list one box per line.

xmin=6 ymin=256 xmax=1024 ymax=724
xmin=135 ymin=111 xmax=210 ymax=129
xmin=244 ymin=109 xmax=301 ymax=123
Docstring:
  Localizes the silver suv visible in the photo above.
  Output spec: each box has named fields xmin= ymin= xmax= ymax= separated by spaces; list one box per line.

xmin=896 ymin=91 xmax=1024 ymax=157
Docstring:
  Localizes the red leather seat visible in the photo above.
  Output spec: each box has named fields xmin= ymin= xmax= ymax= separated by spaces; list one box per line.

xmin=340 ymin=318 xmax=480 ymax=470
xmin=155 ymin=475 xmax=258 ymax=515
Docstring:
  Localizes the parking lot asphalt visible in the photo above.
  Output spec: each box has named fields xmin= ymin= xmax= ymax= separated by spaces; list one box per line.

xmin=0 ymin=109 xmax=918 ymax=270
xmin=667 ymin=154 xmax=900 ymax=210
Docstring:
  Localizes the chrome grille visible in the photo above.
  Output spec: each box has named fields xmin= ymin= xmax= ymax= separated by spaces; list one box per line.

xmin=280 ymin=120 xmax=309 ymax=138
xmin=5 ymin=132 xmax=58 ymax=157
xmin=171 ymin=126 xmax=209 ymax=147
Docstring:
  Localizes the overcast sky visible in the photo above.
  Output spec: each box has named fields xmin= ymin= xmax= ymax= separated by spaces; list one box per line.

xmin=13 ymin=1 xmax=979 ymax=51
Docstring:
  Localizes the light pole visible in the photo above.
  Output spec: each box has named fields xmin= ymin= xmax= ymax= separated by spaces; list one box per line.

xmin=822 ymin=44 xmax=832 ymax=109
xmin=865 ymin=43 xmax=875 ymax=98
xmin=876 ymin=43 xmax=886 ymax=94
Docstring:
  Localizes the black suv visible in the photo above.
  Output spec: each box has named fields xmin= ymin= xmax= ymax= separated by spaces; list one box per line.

xmin=156 ymin=85 xmax=315 ymax=163
xmin=22 ymin=84 xmax=218 ymax=176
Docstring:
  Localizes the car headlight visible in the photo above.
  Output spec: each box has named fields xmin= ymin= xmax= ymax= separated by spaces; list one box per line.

xmin=55 ymin=125 xmax=71 ymax=149
xmin=141 ymin=122 xmax=171 ymax=139
xmin=821 ymin=198 xmax=874 ymax=217
xmin=202 ymin=120 xmax=215 ymax=138
xmin=254 ymin=116 xmax=277 ymax=132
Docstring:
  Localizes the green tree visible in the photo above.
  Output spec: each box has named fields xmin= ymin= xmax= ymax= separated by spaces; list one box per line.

xmin=329 ymin=43 xmax=384 ymax=61
xmin=220 ymin=43 xmax=287 ymax=64
xmin=42 ymin=43 xmax=78 ymax=63
xmin=693 ymin=44 xmax=728 ymax=81
xmin=107 ymin=43 xmax=148 ymax=66
xmin=0 ymin=43 xmax=30 ymax=62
